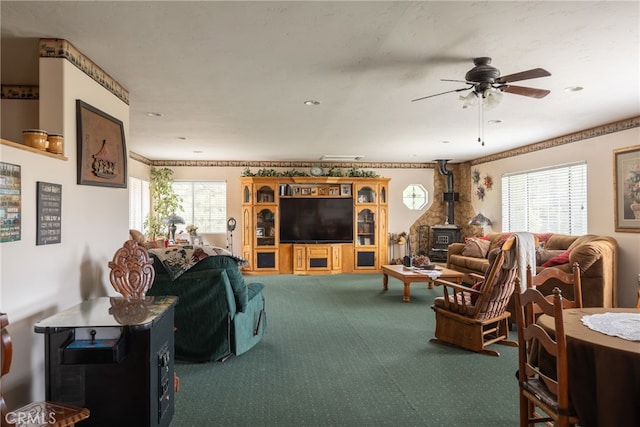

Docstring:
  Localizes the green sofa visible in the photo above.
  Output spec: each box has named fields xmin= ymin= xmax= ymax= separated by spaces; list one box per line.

xmin=147 ymin=253 xmax=266 ymax=362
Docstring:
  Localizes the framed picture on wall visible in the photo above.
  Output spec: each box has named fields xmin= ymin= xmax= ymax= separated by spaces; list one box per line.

xmin=0 ymin=162 xmax=21 ymax=243
xmin=76 ymin=100 xmax=127 ymax=188
xmin=614 ymin=145 xmax=640 ymax=232
xmin=36 ymin=182 xmax=62 ymax=245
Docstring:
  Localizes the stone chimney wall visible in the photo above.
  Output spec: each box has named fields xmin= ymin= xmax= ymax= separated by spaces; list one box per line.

xmin=408 ymin=162 xmax=478 ymax=255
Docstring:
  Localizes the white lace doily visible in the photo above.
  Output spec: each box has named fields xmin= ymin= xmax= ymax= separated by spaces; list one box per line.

xmin=408 ymin=267 xmax=442 ymax=280
xmin=581 ymin=312 xmax=640 ymax=341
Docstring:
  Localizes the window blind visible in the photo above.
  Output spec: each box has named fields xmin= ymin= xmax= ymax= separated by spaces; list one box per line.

xmin=172 ymin=181 xmax=227 ymax=233
xmin=502 ymin=162 xmax=587 ymax=235
xmin=129 ymin=177 xmax=150 ymax=232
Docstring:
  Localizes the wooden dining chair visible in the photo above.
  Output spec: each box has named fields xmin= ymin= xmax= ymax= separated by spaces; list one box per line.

xmin=1 ymin=313 xmax=90 ymax=427
xmin=527 ymin=262 xmax=583 ymax=310
xmin=514 ymin=287 xmax=579 ymax=427
xmin=430 ymin=236 xmax=519 ymax=356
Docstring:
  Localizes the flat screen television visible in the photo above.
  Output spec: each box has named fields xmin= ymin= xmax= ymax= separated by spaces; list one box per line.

xmin=279 ymin=198 xmax=353 ymax=243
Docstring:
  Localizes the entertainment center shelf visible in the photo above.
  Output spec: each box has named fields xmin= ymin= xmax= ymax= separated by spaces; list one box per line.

xmin=241 ymin=176 xmax=389 ymax=275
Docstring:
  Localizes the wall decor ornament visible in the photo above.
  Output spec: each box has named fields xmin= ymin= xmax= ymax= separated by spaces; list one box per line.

xmin=76 ymin=100 xmax=127 ymax=188
xmin=472 ymin=169 xmax=481 ymax=185
xmin=476 ymin=185 xmax=486 ymax=201
xmin=614 ymin=145 xmax=640 ymax=232
xmin=483 ymin=174 xmax=493 ymax=190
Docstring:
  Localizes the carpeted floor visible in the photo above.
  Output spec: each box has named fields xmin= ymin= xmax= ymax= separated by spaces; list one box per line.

xmin=172 ymin=274 xmax=520 ymax=426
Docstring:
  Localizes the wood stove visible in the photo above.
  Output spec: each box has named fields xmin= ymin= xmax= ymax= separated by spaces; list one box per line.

xmin=427 ymin=160 xmax=462 ymax=262
xmin=429 ymin=225 xmax=461 ymax=262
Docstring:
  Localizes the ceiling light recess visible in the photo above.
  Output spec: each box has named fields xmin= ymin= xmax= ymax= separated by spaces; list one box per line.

xmin=321 ymin=154 xmax=364 ymax=161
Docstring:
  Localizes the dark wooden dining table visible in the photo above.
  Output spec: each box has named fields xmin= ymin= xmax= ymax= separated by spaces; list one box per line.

xmin=537 ymin=307 xmax=640 ymax=427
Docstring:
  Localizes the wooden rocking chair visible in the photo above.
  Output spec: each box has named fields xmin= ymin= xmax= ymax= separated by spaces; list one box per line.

xmin=1 ymin=313 xmax=90 ymax=427
xmin=430 ymin=236 xmax=519 ymax=356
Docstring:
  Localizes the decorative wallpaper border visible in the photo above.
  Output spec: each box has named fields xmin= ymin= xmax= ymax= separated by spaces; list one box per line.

xmin=137 ymin=158 xmax=434 ymax=169
xmin=39 ymin=38 xmax=129 ymax=105
xmin=470 ymin=116 xmax=640 ymax=165
xmin=1 ymin=85 xmax=39 ymax=100
xmin=130 ymin=121 xmax=639 ymax=170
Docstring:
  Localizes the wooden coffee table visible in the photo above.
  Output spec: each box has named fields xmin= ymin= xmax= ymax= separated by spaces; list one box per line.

xmin=381 ymin=264 xmax=464 ymax=303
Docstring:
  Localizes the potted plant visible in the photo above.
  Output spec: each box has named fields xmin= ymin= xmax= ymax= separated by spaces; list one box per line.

xmin=143 ymin=167 xmax=183 ymax=239
xmin=185 ymin=224 xmax=198 ymax=244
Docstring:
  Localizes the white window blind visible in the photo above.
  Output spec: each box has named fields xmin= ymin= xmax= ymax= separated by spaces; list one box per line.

xmin=129 ymin=177 xmax=150 ymax=232
xmin=502 ymin=162 xmax=587 ymax=235
xmin=172 ymin=181 xmax=227 ymax=233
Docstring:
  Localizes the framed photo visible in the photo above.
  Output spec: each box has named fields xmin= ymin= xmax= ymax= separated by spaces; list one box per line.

xmin=76 ymin=100 xmax=127 ymax=188
xmin=614 ymin=145 xmax=640 ymax=232
xmin=256 ymin=227 xmax=265 ymax=237
xmin=340 ymin=184 xmax=351 ymax=196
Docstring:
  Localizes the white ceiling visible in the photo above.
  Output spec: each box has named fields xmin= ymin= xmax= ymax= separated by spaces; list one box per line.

xmin=2 ymin=1 xmax=639 ymax=163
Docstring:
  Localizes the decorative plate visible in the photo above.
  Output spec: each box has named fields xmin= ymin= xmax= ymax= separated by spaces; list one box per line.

xmin=310 ymin=165 xmax=324 ymax=177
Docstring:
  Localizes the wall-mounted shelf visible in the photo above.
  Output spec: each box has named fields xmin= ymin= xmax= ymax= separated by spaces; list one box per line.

xmin=1 ymin=138 xmax=68 ymax=161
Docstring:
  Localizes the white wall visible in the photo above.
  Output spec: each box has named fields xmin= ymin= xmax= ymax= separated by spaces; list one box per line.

xmin=0 ymin=57 xmax=130 ymax=404
xmin=166 ymin=165 xmax=435 ymax=252
xmin=471 ymin=127 xmax=640 ymax=307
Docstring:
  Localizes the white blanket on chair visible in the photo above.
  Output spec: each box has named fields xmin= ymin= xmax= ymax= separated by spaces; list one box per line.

xmin=503 ymin=232 xmax=537 ymax=292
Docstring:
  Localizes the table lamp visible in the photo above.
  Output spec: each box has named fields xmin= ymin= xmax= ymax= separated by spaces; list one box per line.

xmin=468 ymin=213 xmax=492 ymax=235
xmin=164 ymin=213 xmax=185 ymax=242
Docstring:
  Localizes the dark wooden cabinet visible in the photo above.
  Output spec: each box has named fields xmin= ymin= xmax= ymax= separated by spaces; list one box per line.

xmin=34 ymin=296 xmax=178 ymax=427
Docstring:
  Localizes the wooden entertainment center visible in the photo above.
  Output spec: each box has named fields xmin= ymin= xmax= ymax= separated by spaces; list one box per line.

xmin=240 ymin=176 xmax=390 ymax=275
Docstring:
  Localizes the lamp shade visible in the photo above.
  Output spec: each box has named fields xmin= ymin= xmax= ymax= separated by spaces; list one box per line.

xmin=164 ymin=213 xmax=185 ymax=225
xmin=468 ymin=213 xmax=492 ymax=226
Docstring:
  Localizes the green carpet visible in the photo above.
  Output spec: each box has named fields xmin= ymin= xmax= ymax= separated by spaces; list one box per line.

xmin=172 ymin=274 xmax=520 ymax=426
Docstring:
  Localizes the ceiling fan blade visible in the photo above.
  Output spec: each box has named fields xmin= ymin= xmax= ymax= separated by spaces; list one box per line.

xmin=501 ymin=85 xmax=550 ymax=99
xmin=497 ymin=68 xmax=551 ymax=84
xmin=441 ymin=78 xmax=474 ymax=84
xmin=411 ymin=86 xmax=471 ymax=102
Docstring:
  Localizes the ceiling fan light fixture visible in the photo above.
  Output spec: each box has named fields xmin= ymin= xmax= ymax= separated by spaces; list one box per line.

xmin=460 ymin=91 xmax=478 ymax=109
xmin=483 ymin=87 xmax=503 ymax=109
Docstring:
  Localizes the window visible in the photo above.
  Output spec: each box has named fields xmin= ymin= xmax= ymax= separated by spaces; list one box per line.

xmin=502 ymin=162 xmax=587 ymax=235
xmin=172 ymin=181 xmax=227 ymax=233
xmin=129 ymin=177 xmax=150 ymax=232
xmin=402 ymin=184 xmax=428 ymax=210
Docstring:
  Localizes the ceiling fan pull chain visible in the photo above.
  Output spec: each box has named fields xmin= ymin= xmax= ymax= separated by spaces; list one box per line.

xmin=478 ymin=97 xmax=485 ymax=146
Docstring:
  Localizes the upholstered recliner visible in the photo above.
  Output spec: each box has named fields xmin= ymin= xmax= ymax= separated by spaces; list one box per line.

xmin=147 ymin=249 xmax=266 ymax=362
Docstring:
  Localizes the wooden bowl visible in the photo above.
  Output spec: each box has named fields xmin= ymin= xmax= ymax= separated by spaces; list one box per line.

xmin=47 ymin=134 xmax=64 ymax=154
xmin=23 ymin=129 xmax=48 ymax=150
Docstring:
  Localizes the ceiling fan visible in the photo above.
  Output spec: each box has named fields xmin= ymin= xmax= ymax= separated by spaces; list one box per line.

xmin=411 ymin=57 xmax=551 ymax=103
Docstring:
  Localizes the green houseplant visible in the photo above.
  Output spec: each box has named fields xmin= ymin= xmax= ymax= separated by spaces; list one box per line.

xmin=144 ymin=167 xmax=183 ymax=239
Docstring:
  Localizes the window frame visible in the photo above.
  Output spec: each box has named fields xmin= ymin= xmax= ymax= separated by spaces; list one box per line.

xmin=501 ymin=162 xmax=587 ymax=235
xmin=172 ymin=181 xmax=227 ymax=234
xmin=128 ymin=176 xmax=150 ymax=233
